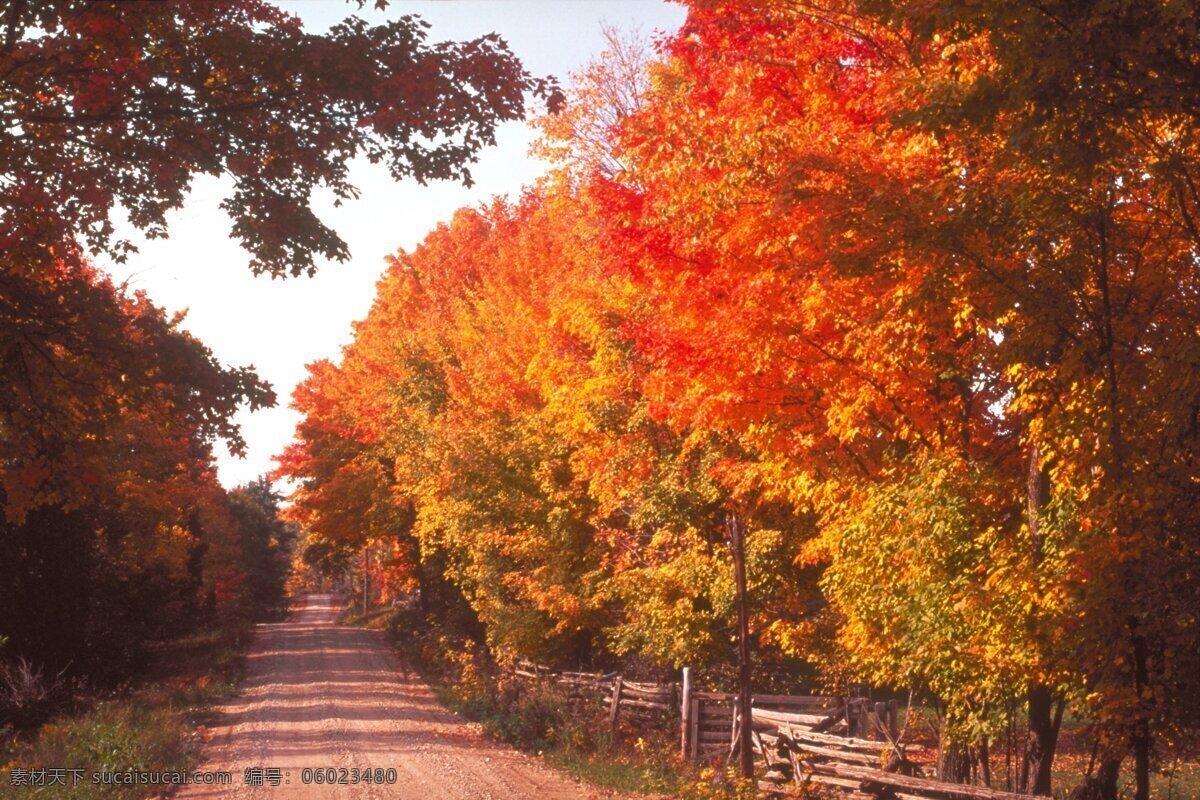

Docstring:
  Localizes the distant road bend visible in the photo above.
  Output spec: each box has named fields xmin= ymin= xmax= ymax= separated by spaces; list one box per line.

xmin=178 ymin=594 xmax=619 ymax=799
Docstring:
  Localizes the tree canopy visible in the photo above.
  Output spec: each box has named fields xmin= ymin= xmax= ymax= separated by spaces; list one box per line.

xmin=0 ymin=0 xmax=558 ymax=276
xmin=280 ymin=5 xmax=1200 ymax=798
xmin=0 ymin=0 xmax=556 ymax=703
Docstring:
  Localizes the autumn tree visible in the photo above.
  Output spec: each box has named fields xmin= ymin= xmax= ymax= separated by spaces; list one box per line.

xmin=844 ymin=3 xmax=1200 ymax=796
xmin=2 ymin=0 xmax=559 ymax=692
xmin=278 ymin=5 xmax=1198 ymax=797
xmin=0 ymin=261 xmax=274 ymax=678
xmin=0 ymin=258 xmax=272 ymax=519
xmin=1 ymin=0 xmax=555 ymax=582
xmin=596 ymin=1 xmax=1199 ymax=795
xmin=280 ymin=174 xmax=820 ymax=680
xmin=226 ymin=477 xmax=297 ymax=614
xmin=279 ymin=354 xmax=424 ymax=606
xmin=0 ymin=0 xmax=558 ymax=276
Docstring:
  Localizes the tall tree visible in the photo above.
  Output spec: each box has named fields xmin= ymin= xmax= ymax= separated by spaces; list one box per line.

xmin=599 ymin=2 xmax=1200 ymax=794
xmin=0 ymin=0 xmax=559 ymax=276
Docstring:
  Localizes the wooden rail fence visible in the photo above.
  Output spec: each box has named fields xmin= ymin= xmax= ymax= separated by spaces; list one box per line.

xmin=513 ymin=660 xmax=676 ymax=728
xmin=510 ymin=662 xmax=1047 ymax=800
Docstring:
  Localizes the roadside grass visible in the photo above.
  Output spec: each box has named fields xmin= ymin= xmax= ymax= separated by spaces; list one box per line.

xmin=1 ymin=618 xmax=254 ymax=799
xmin=379 ymin=603 xmax=755 ymax=800
xmin=2 ymin=701 xmax=197 ymax=800
xmin=543 ymin=742 xmax=759 ymax=800
xmin=423 ymin=674 xmax=754 ymax=800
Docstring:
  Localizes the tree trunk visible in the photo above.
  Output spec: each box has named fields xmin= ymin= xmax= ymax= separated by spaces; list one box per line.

xmin=1067 ymin=756 xmax=1121 ymax=800
xmin=1131 ymin=627 xmax=1151 ymax=800
xmin=1022 ymin=442 xmax=1061 ymax=795
xmin=1133 ymin=731 xmax=1150 ymax=800
xmin=728 ymin=511 xmax=755 ymax=780
xmin=1094 ymin=229 xmax=1147 ymax=800
xmin=941 ymin=740 xmax=972 ymax=784
xmin=362 ymin=544 xmax=370 ymax=615
xmin=1022 ymin=683 xmax=1059 ymax=795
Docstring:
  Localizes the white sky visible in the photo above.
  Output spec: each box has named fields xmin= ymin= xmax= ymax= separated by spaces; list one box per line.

xmin=100 ymin=1 xmax=686 ymax=488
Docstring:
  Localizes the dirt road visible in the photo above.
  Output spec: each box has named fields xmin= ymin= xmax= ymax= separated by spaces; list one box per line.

xmin=177 ymin=595 xmax=621 ymax=799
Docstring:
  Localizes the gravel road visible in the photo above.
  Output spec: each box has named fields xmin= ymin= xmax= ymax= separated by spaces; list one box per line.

xmin=176 ymin=594 xmax=622 ymax=799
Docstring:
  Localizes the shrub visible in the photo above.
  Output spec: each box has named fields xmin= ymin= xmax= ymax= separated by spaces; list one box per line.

xmin=0 ymin=658 xmax=72 ymax=730
xmin=1 ymin=699 xmax=196 ymax=800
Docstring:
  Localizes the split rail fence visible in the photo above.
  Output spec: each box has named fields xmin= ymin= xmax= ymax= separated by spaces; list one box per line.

xmin=513 ymin=660 xmax=677 ymax=727
xmin=510 ymin=661 xmax=1047 ymax=800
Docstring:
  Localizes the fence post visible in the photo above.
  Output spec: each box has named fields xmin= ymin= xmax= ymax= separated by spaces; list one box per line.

xmin=874 ymin=701 xmax=887 ymax=740
xmin=608 ymin=676 xmax=623 ymax=728
xmin=858 ymin=699 xmax=869 ymax=740
xmin=690 ymin=696 xmax=701 ymax=760
xmin=680 ymin=666 xmax=694 ymax=758
xmin=730 ymin=703 xmax=740 ymax=762
xmin=843 ymin=696 xmax=854 ymax=737
xmin=887 ymin=699 xmax=898 ymax=740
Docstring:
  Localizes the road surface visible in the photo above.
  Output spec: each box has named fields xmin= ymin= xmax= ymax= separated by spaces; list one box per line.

xmin=177 ymin=594 xmax=621 ymax=799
